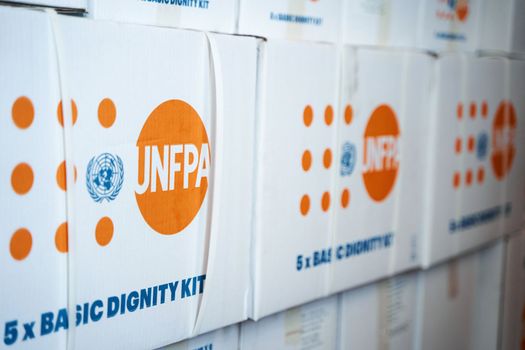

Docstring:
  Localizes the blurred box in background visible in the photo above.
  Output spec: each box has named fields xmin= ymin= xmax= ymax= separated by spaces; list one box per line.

xmin=240 ymin=295 xmax=338 ymax=350
xmin=414 ymin=239 xmax=504 ymax=350
xmin=160 ymin=324 xmax=239 ymax=350
xmin=0 ymin=6 xmax=68 ymax=349
xmin=338 ymin=272 xmax=418 ymax=350
xmin=342 ymin=0 xmax=481 ymax=52
xmin=341 ymin=0 xmax=418 ymax=48
xmin=421 ymin=54 xmax=525 ymax=267
xmin=478 ymin=0 xmax=525 ymax=55
xmin=237 ymin=0 xmax=342 ymax=43
xmin=332 ymin=47 xmax=432 ymax=294
xmin=1 ymin=0 xmax=85 ymax=9
xmin=500 ymin=231 xmax=525 ymax=350
xmin=86 ymin=0 xmax=237 ymax=33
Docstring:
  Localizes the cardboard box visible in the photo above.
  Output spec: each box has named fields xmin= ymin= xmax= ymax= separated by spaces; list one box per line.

xmin=252 ymin=43 xmax=431 ymax=319
xmin=342 ymin=0 xmax=482 ymax=52
xmin=0 ymin=6 xmax=68 ymax=349
xmin=240 ymin=295 xmax=338 ymax=350
xmin=417 ymin=0 xmax=481 ymax=52
xmin=86 ymin=0 xmax=237 ymax=34
xmin=161 ymin=324 xmax=239 ymax=350
xmin=338 ymin=272 xmax=417 ymax=350
xmin=503 ymin=58 xmax=525 ymax=235
xmin=251 ymin=39 xmax=339 ymax=319
xmin=414 ymin=239 xmax=504 ymax=350
xmin=331 ymin=47 xmax=431 ymax=293
xmin=478 ymin=0 xmax=525 ymax=54
xmin=422 ymin=54 xmax=525 ymax=267
xmin=237 ymin=0 xmax=342 ymax=43
xmin=341 ymin=0 xmax=418 ymax=48
xmin=500 ymin=231 xmax=525 ymax=350
xmin=51 ymin=14 xmax=259 ymax=349
xmin=1 ymin=0 xmax=85 ymax=9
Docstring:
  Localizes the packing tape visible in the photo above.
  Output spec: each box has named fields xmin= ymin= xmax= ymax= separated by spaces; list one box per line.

xmin=47 ymin=8 xmax=77 ymax=350
xmin=192 ymin=30 xmax=225 ymax=335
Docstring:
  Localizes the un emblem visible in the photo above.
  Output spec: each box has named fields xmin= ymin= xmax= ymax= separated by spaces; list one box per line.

xmin=340 ymin=142 xmax=356 ymax=177
xmin=477 ymin=132 xmax=488 ymax=161
xmin=86 ymin=153 xmax=124 ymax=203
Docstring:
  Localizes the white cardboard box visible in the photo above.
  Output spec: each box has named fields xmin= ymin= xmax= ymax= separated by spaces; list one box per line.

xmin=338 ymin=272 xmax=418 ymax=350
xmin=237 ymin=0 xmax=342 ymax=43
xmin=422 ymin=54 xmax=525 ymax=267
xmin=0 ymin=6 xmax=68 ymax=349
xmin=87 ymin=0 xmax=237 ymax=33
xmin=342 ymin=0 xmax=482 ymax=52
xmin=51 ymin=14 xmax=258 ymax=349
xmin=478 ymin=0 xmax=525 ymax=54
xmin=252 ymin=43 xmax=431 ymax=320
xmin=1 ymin=0 xmax=86 ymax=9
xmin=500 ymin=231 xmax=525 ymax=350
xmin=414 ymin=239 xmax=504 ymax=350
xmin=161 ymin=324 xmax=239 ymax=350
xmin=417 ymin=0 xmax=481 ymax=52
xmin=251 ymin=39 xmax=339 ymax=319
xmin=240 ymin=295 xmax=338 ymax=350
xmin=341 ymin=0 xmax=418 ymax=48
xmin=331 ymin=47 xmax=431 ymax=293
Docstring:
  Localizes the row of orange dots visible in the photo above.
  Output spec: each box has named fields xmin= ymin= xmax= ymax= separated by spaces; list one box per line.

xmin=8 ymin=96 xmax=117 ymax=260
xmin=454 ymin=135 xmax=479 ymax=154
xmin=300 ymin=104 xmax=354 ymax=216
xmin=456 ymin=100 xmax=488 ymax=120
xmin=453 ymin=167 xmax=485 ymax=188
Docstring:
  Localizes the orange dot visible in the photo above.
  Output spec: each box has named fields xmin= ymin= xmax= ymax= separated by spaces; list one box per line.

xmin=300 ymin=195 xmax=310 ymax=216
xmin=302 ymin=150 xmax=312 ymax=171
xmin=457 ymin=103 xmax=463 ymax=120
xmin=323 ymin=148 xmax=332 ymax=169
xmin=321 ymin=192 xmax=330 ymax=212
xmin=469 ymin=102 xmax=476 ymax=118
xmin=303 ymin=105 xmax=313 ymax=127
xmin=324 ymin=105 xmax=333 ymax=126
xmin=466 ymin=169 xmax=473 ymax=186
xmin=98 ymin=98 xmax=116 ymax=128
xmin=481 ymin=101 xmax=488 ymax=118
xmin=453 ymin=172 xmax=460 ymax=188
xmin=57 ymin=99 xmax=78 ymax=127
xmin=341 ymin=188 xmax=350 ymax=208
xmin=455 ymin=138 xmax=462 ymax=154
xmin=95 ymin=217 xmax=114 ymax=247
xmin=11 ymin=163 xmax=34 ymax=195
xmin=468 ymin=136 xmax=475 ymax=152
xmin=56 ymin=161 xmax=76 ymax=191
xmin=12 ymin=96 xmax=34 ymax=129
xmin=10 ymin=228 xmax=32 ymax=261
xmin=55 ymin=222 xmax=68 ymax=253
xmin=477 ymin=167 xmax=485 ymax=184
xmin=344 ymin=105 xmax=353 ymax=125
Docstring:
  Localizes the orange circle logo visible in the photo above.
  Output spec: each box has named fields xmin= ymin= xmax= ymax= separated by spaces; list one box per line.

xmin=491 ymin=101 xmax=516 ymax=180
xmin=135 ymin=100 xmax=210 ymax=235
xmin=362 ymin=105 xmax=400 ymax=202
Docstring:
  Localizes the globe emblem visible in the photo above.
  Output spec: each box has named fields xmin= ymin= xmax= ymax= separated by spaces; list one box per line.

xmin=86 ymin=153 xmax=124 ymax=202
xmin=340 ymin=142 xmax=356 ymax=177
xmin=477 ymin=132 xmax=488 ymax=161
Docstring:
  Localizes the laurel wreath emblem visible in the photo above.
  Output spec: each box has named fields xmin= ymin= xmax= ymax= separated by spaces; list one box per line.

xmin=86 ymin=153 xmax=124 ymax=203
